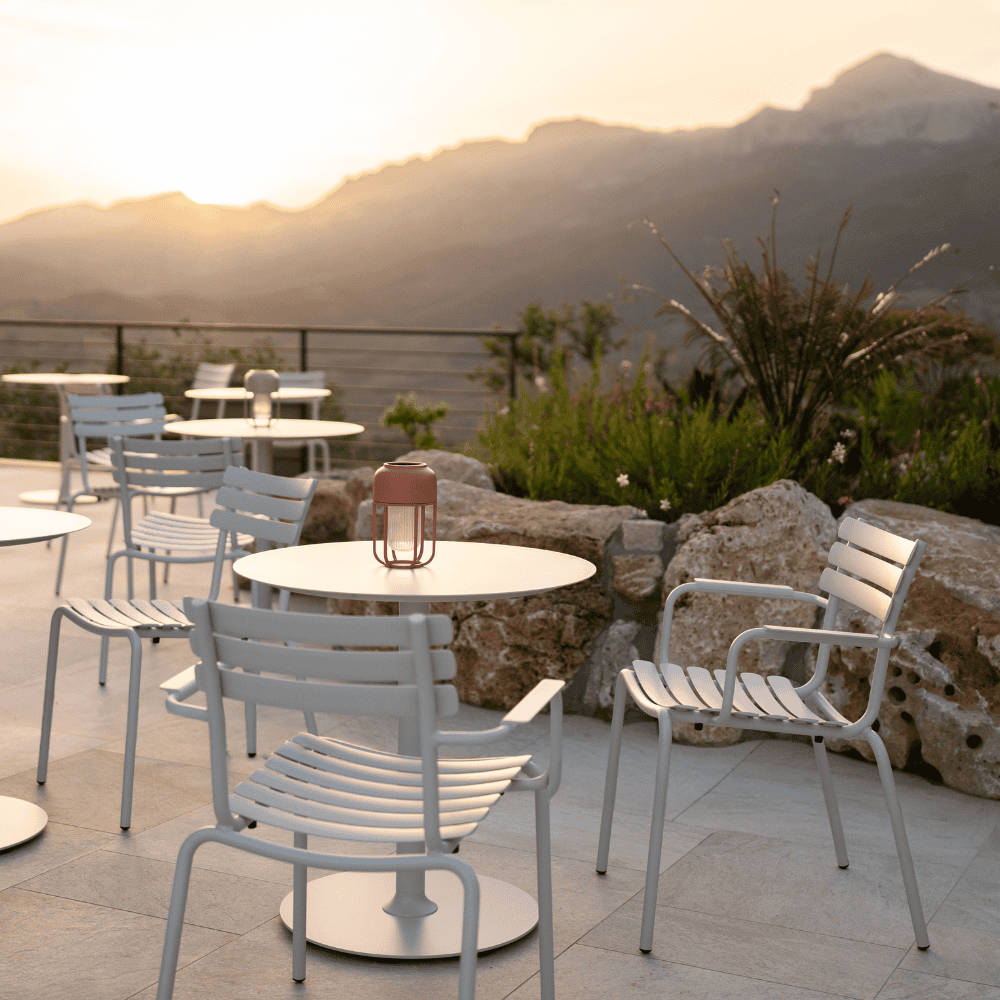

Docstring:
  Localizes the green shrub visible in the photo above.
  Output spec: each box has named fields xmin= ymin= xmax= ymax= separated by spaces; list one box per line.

xmin=380 ymin=392 xmax=449 ymax=450
xmin=472 ymin=351 xmax=832 ymax=519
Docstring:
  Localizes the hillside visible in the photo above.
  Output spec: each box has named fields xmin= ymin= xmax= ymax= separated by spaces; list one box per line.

xmin=1 ymin=52 xmax=998 ymax=343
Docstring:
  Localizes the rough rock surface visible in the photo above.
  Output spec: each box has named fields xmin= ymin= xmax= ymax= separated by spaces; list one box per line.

xmin=583 ymin=620 xmax=642 ymax=713
xmin=824 ymin=500 xmax=1000 ymax=799
xmin=298 ymin=468 xmax=373 ymax=545
xmin=351 ymin=480 xmax=643 ymax=708
xmin=656 ymin=480 xmax=839 ymax=745
xmin=393 ymin=449 xmax=495 ymax=491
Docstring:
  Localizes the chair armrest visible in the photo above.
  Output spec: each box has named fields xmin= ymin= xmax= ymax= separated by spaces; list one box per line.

xmin=502 ymin=678 xmax=565 ymax=723
xmin=760 ymin=624 xmax=898 ymax=649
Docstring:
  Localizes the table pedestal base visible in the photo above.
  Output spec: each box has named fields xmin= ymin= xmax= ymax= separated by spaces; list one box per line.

xmin=0 ymin=797 xmax=47 ymax=850
xmin=18 ymin=490 xmax=99 ymax=506
xmin=279 ymin=870 xmax=538 ymax=958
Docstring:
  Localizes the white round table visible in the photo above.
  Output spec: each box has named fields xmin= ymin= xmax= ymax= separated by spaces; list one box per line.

xmin=166 ymin=417 xmax=363 ymax=474
xmin=185 ymin=386 xmax=331 ymax=407
xmin=233 ymin=539 xmax=596 ymax=960
xmin=0 ymin=507 xmax=90 ymax=849
xmin=1 ymin=373 xmax=130 ymax=505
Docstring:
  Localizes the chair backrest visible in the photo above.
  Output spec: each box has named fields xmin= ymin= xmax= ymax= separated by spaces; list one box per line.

xmin=185 ymin=598 xmax=458 ymax=840
xmin=819 ymin=517 xmax=925 ymax=633
xmin=192 ymin=362 xmax=236 ymax=390
xmin=109 ymin=435 xmax=242 ymax=547
xmin=205 ymin=465 xmax=319 ymax=600
xmin=68 ymin=392 xmax=172 ymax=443
xmin=278 ymin=371 xmax=326 ymax=389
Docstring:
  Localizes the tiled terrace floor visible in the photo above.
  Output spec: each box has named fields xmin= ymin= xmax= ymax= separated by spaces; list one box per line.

xmin=0 ymin=458 xmax=998 ymax=999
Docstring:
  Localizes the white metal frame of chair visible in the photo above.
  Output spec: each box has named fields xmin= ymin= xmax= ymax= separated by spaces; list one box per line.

xmin=596 ymin=516 xmax=931 ymax=954
xmin=188 ymin=361 xmax=236 ymax=419
xmin=54 ymin=392 xmax=183 ymax=595
xmin=36 ymin=465 xmax=319 ymax=830
xmin=155 ymin=602 xmax=564 ymax=1000
xmin=275 ymin=370 xmax=330 ymax=474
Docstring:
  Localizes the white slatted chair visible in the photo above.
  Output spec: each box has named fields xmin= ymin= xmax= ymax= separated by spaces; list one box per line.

xmin=55 ymin=392 xmax=184 ymax=595
xmin=105 ymin=435 xmax=249 ymax=602
xmin=156 ymin=602 xmax=564 ymax=1000
xmin=37 ymin=465 xmax=319 ymax=830
xmin=276 ymin=370 xmax=330 ymax=474
xmin=188 ymin=361 xmax=236 ymax=419
xmin=596 ymin=516 xmax=931 ymax=954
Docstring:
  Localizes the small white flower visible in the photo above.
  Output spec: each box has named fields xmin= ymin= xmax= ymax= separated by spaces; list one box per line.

xmin=837 ymin=331 xmax=849 ymax=347
xmin=616 ymin=473 xmax=630 ymax=487
xmin=534 ymin=374 xmax=549 ymax=392
xmin=828 ymin=442 xmax=848 ymax=465
xmin=620 ymin=359 xmax=633 ymax=372
xmin=497 ymin=406 xmax=509 ymax=416
xmin=659 ymin=498 xmax=672 ymax=512
xmin=840 ymin=428 xmax=856 ymax=441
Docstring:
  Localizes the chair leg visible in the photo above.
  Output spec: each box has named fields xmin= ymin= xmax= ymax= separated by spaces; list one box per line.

xmin=639 ymin=709 xmax=673 ymax=953
xmin=449 ymin=858 xmax=481 ymax=1000
xmin=148 ymin=554 xmax=157 ymax=600
xmin=244 ymin=700 xmax=258 ymax=757
xmin=596 ymin=670 xmax=629 ymax=874
xmin=292 ymin=831 xmax=308 ymax=982
xmin=99 ymin=637 xmax=111 ymax=686
xmin=813 ymin=736 xmax=849 ymax=868
xmin=534 ymin=790 xmax=556 ymax=1000
xmin=119 ymin=631 xmax=144 ymax=830
xmin=37 ymin=609 xmax=67 ymax=785
xmin=156 ymin=827 xmax=214 ymax=1000
xmin=864 ymin=729 xmax=930 ymax=949
xmin=105 ymin=501 xmax=121 ymax=560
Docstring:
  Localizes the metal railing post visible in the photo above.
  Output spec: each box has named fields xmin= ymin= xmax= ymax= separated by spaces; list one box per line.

xmin=508 ymin=332 xmax=518 ymax=403
xmin=115 ymin=325 xmax=124 ymax=392
xmin=300 ymin=329 xmax=308 ymax=372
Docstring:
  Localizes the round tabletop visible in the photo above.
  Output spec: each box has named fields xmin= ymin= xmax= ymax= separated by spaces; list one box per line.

xmin=233 ymin=539 xmax=597 ymax=602
xmin=184 ymin=387 xmax=331 ymax=401
xmin=0 ymin=508 xmax=91 ymax=546
xmin=2 ymin=373 xmax=130 ymax=387
xmin=167 ymin=417 xmax=363 ymax=440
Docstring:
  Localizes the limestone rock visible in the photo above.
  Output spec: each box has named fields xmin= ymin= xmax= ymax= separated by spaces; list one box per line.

xmin=613 ymin=554 xmax=663 ymax=602
xmin=824 ymin=501 xmax=1000 ymax=799
xmin=350 ymin=481 xmax=641 ymax=709
xmin=657 ymin=479 xmax=838 ymax=676
xmin=582 ymin=620 xmax=641 ymax=714
xmin=393 ymin=449 xmax=495 ymax=491
xmin=300 ymin=468 xmax=373 ymax=545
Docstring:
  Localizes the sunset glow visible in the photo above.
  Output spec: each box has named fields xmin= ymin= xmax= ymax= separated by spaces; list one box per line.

xmin=2 ymin=0 xmax=1000 ymax=222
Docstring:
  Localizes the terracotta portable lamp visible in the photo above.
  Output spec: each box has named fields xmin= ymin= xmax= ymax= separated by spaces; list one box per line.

xmin=372 ymin=461 xmax=437 ymax=568
xmin=243 ymin=369 xmax=281 ymax=427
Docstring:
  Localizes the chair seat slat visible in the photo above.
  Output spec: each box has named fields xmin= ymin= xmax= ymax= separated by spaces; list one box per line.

xmin=663 ymin=662 xmax=714 ymax=712
xmin=766 ymin=676 xmax=823 ymax=722
xmin=739 ymin=673 xmax=791 ymax=719
xmin=632 ymin=660 xmax=681 ymax=709
xmin=712 ymin=669 xmax=782 ymax=718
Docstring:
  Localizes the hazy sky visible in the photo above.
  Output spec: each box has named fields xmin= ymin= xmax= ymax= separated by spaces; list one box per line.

xmin=2 ymin=0 xmax=999 ymax=223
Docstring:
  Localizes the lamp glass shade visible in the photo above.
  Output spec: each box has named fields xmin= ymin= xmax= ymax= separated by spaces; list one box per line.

xmin=372 ymin=461 xmax=437 ymax=568
xmin=244 ymin=369 xmax=280 ymax=427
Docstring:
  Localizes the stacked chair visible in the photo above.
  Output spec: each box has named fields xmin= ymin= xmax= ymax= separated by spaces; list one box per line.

xmin=37 ymin=443 xmax=319 ymax=830
xmin=187 ymin=361 xmax=236 ymax=419
xmin=596 ymin=515 xmax=932 ymax=954
xmin=276 ymin=370 xmax=331 ymax=474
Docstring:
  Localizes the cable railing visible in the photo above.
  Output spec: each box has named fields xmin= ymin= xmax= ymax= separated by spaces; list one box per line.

xmin=0 ymin=319 xmax=520 ymax=466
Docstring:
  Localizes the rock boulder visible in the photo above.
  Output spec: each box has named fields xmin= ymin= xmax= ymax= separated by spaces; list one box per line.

xmin=823 ymin=500 xmax=1000 ymax=799
xmin=393 ymin=449 xmax=495 ymax=491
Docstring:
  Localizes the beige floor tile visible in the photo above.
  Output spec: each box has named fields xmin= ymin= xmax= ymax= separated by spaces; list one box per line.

xmin=18 ymin=849 xmax=288 ymax=934
xmin=582 ymin=898 xmax=905 ymax=1000
xmin=650 ymin=829 xmax=961 ymax=949
xmin=0 ymin=886 xmax=232 ymax=1000
xmin=0 ymin=820 xmax=113 ymax=891
xmin=877 ymin=969 xmax=1000 ymax=999
xmin=901 ymin=924 xmax=1000 ymax=989
xmin=508 ymin=942 xmax=858 ymax=999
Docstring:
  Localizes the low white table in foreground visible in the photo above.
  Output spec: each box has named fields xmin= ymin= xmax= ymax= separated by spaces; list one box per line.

xmin=233 ymin=540 xmax=597 ymax=959
xmin=0 ymin=507 xmax=90 ymax=849
xmin=166 ymin=417 xmax=363 ymax=474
